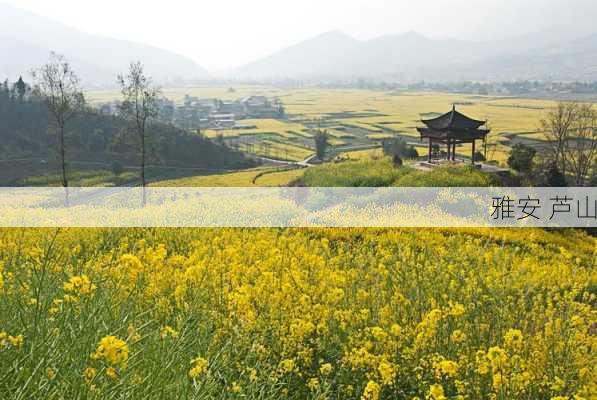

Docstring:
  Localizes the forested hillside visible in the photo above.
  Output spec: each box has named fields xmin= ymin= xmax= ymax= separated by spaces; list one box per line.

xmin=0 ymin=81 xmax=255 ymax=173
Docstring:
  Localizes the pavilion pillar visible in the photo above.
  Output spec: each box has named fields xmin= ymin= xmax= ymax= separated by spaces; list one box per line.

xmin=446 ymin=140 xmax=451 ymax=161
xmin=452 ymin=143 xmax=456 ymax=161
xmin=471 ymin=140 xmax=476 ymax=165
xmin=428 ymin=138 xmax=432 ymax=162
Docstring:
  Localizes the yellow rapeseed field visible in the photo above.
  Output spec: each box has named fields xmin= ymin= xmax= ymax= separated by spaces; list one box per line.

xmin=0 ymin=227 xmax=594 ymax=399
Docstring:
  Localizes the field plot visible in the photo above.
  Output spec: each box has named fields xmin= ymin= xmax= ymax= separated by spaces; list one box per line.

xmin=153 ymin=166 xmax=302 ymax=187
xmin=342 ymin=148 xmax=385 ymax=160
xmin=0 ymin=228 xmax=594 ymax=399
xmin=204 ymin=119 xmax=310 ymax=139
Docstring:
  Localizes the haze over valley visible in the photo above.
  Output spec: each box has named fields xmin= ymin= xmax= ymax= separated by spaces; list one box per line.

xmin=0 ymin=4 xmax=209 ymax=86
xmin=2 ymin=1 xmax=597 ymax=86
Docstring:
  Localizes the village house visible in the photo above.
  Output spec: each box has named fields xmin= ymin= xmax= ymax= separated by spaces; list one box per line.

xmin=210 ymin=113 xmax=236 ymax=129
xmin=94 ymin=94 xmax=287 ymax=131
xmin=241 ymin=96 xmax=284 ymax=118
xmin=216 ymin=100 xmax=246 ymax=119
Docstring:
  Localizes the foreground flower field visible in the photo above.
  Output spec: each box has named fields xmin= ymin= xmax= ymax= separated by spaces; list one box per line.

xmin=0 ymin=228 xmax=595 ymax=399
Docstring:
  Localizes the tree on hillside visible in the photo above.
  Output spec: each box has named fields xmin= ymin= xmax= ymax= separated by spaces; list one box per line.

xmin=1 ymin=80 xmax=9 ymax=97
xmin=508 ymin=143 xmax=536 ymax=174
xmin=383 ymin=138 xmax=419 ymax=160
xmin=567 ymin=103 xmax=596 ymax=186
xmin=314 ymin=129 xmax=329 ymax=161
xmin=407 ymin=145 xmax=419 ymax=159
xmin=541 ymin=101 xmax=577 ymax=177
xmin=544 ymin=162 xmax=567 ymax=187
xmin=382 ymin=138 xmax=407 ymax=158
xmin=118 ymin=62 xmax=161 ymax=194
xmin=32 ymin=52 xmax=85 ymax=188
xmin=14 ymin=76 xmax=28 ymax=102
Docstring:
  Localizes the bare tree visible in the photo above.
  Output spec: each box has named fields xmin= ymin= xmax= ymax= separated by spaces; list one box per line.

xmin=31 ymin=52 xmax=85 ymax=188
xmin=117 ymin=62 xmax=160 ymax=192
xmin=541 ymin=102 xmax=578 ymax=177
xmin=567 ymin=103 xmax=596 ymax=186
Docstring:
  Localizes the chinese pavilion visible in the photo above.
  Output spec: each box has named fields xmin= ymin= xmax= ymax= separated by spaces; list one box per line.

xmin=417 ymin=105 xmax=490 ymax=165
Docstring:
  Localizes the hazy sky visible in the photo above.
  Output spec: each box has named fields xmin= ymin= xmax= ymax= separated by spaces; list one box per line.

xmin=3 ymin=0 xmax=596 ymax=71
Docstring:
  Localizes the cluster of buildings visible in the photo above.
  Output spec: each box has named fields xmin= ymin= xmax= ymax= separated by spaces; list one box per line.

xmin=195 ymin=96 xmax=285 ymax=129
xmin=98 ymin=95 xmax=285 ymax=130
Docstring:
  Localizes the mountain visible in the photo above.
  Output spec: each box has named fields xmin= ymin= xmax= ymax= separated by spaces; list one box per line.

xmin=232 ymin=31 xmax=362 ymax=80
xmin=231 ymin=29 xmax=597 ymax=82
xmin=0 ymin=4 xmax=209 ymax=87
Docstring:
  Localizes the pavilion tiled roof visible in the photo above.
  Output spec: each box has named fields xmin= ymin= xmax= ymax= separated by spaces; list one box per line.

xmin=420 ymin=105 xmax=486 ymax=131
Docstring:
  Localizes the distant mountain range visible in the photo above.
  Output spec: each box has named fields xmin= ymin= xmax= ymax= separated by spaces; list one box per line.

xmin=2 ymin=3 xmax=596 ymax=85
xmin=230 ymin=30 xmax=597 ymax=82
xmin=0 ymin=4 xmax=209 ymax=87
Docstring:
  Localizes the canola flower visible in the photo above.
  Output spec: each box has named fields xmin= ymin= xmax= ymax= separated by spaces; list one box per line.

xmin=188 ymin=356 xmax=208 ymax=379
xmin=320 ymin=362 xmax=333 ymax=376
xmin=63 ymin=274 xmax=96 ymax=296
xmin=429 ymin=383 xmax=446 ymax=400
xmin=46 ymin=368 xmax=56 ymax=380
xmin=0 ymin=331 xmax=24 ymax=350
xmin=160 ymin=325 xmax=179 ymax=340
xmin=434 ymin=359 xmax=458 ymax=378
xmin=84 ymin=367 xmax=97 ymax=385
xmin=91 ymin=336 xmax=129 ymax=370
xmin=504 ymin=328 xmax=523 ymax=350
xmin=0 ymin=227 xmax=594 ymax=399
xmin=362 ymin=380 xmax=381 ymax=400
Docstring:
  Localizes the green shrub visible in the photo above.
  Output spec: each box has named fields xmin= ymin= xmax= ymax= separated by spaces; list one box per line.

xmin=382 ymin=138 xmax=419 ymax=159
xmin=507 ymin=143 xmax=536 ymax=173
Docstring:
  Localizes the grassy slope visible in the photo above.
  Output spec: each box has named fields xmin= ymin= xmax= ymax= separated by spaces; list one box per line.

xmin=301 ymin=157 xmax=497 ymax=187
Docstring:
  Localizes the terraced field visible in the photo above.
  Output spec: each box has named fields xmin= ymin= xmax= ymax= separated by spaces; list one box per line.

xmin=87 ymin=87 xmax=561 ymax=167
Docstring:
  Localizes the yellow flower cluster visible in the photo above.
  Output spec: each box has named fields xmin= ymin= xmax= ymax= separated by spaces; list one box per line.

xmin=188 ymin=357 xmax=208 ymax=379
xmin=0 ymin=331 xmax=24 ymax=350
xmin=91 ymin=336 xmax=129 ymax=369
xmin=160 ymin=325 xmax=179 ymax=340
xmin=63 ymin=275 xmax=96 ymax=296
xmin=0 ymin=227 xmax=594 ymax=399
xmin=362 ymin=380 xmax=381 ymax=400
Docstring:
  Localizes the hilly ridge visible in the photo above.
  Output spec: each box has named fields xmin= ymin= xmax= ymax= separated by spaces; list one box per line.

xmin=0 ymin=4 xmax=209 ymax=87
xmin=231 ymin=29 xmax=597 ymax=82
